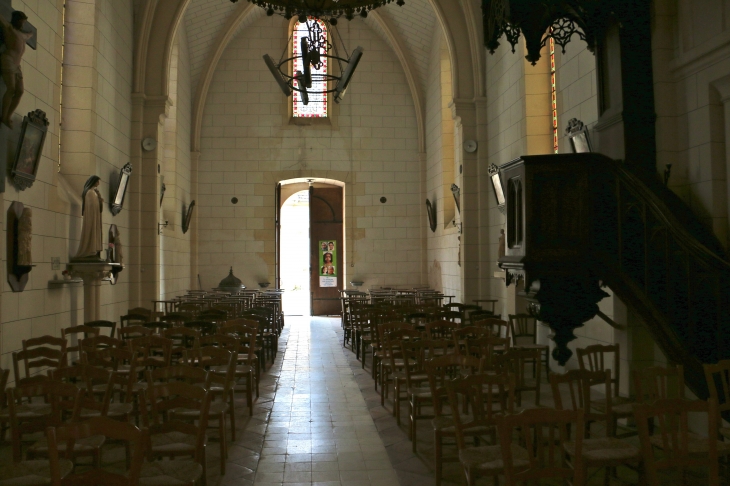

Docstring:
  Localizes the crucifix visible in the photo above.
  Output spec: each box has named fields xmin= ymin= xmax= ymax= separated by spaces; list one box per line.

xmin=0 ymin=0 xmax=36 ymax=192
xmin=0 ymin=0 xmax=36 ymax=128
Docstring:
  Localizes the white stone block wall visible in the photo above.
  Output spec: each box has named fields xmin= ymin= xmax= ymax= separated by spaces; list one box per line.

xmin=196 ymin=16 xmax=424 ymax=291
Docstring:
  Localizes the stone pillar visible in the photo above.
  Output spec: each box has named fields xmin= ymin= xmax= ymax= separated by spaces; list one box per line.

xmin=67 ymin=262 xmax=119 ymax=322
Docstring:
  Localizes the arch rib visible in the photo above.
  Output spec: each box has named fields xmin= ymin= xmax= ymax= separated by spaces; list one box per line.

xmin=191 ymin=2 xmax=257 ymax=152
xmin=369 ymin=11 xmax=426 ymax=153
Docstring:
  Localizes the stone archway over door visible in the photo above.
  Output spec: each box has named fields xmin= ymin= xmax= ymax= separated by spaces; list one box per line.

xmin=309 ymin=185 xmax=343 ymax=316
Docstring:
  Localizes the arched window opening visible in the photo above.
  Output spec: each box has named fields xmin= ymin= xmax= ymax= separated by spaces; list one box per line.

xmin=293 ymin=18 xmax=328 ymax=118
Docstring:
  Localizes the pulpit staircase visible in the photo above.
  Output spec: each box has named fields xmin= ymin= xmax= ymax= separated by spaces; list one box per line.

xmin=589 ymin=157 xmax=730 ymax=402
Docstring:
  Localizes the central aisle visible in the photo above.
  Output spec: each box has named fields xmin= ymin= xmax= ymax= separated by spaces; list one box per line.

xmin=253 ymin=317 xmax=400 ymax=485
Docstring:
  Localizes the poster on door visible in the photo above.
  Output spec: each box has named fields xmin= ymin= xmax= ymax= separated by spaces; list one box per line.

xmin=319 ymin=240 xmax=337 ymax=287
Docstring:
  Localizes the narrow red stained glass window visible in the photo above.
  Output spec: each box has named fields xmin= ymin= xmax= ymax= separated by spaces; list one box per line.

xmin=293 ymin=18 xmax=328 ymax=118
xmin=550 ymin=35 xmax=558 ymax=153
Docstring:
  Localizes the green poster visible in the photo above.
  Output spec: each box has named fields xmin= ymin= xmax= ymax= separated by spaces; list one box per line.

xmin=319 ymin=240 xmax=337 ymax=276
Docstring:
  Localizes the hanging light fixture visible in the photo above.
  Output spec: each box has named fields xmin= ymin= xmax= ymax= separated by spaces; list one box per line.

xmin=232 ymin=0 xmax=405 ymax=20
xmin=262 ymin=15 xmax=363 ymax=104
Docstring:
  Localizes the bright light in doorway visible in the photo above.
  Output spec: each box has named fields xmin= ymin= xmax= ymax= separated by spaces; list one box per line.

xmin=281 ymin=190 xmax=310 ymax=316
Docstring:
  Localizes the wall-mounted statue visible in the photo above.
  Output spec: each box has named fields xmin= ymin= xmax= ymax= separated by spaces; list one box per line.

xmin=73 ymin=175 xmax=104 ymax=261
xmin=0 ymin=11 xmax=32 ymax=128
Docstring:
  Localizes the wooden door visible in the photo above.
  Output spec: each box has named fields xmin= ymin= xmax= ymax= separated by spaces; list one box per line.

xmin=309 ymin=186 xmax=343 ymax=316
xmin=275 ymin=183 xmax=281 ymax=289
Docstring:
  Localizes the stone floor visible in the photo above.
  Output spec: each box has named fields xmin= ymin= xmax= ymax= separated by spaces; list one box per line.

xmin=0 ymin=316 xmax=721 ymax=485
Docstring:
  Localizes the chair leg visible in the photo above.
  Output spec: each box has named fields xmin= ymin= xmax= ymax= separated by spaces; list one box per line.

xmin=434 ymin=430 xmax=442 ymax=486
xmin=219 ymin=414 xmax=227 ymax=475
xmin=228 ymin=391 xmax=236 ymax=441
xmin=410 ymin=399 xmax=417 ymax=452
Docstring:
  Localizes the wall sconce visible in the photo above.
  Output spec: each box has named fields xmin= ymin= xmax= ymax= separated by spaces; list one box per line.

xmin=488 ymin=164 xmax=506 ymax=214
xmin=158 ymin=221 xmax=168 ymax=235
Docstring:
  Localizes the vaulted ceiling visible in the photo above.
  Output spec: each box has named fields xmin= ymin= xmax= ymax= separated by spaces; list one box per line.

xmin=182 ymin=0 xmax=439 ymax=98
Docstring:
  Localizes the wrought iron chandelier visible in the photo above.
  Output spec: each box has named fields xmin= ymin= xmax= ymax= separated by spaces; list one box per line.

xmin=482 ymin=0 xmax=613 ymax=65
xmin=233 ymin=0 xmax=405 ymax=20
xmin=263 ymin=17 xmax=363 ymax=104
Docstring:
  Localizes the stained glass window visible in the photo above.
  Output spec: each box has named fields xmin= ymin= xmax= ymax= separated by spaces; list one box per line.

xmin=293 ymin=19 xmax=328 ymax=118
xmin=550 ymin=35 xmax=558 ymax=153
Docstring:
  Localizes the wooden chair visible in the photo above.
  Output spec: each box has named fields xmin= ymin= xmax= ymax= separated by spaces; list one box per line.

xmin=424 ymin=354 xmax=483 ymax=486
xmin=84 ymin=320 xmax=117 ymax=338
xmin=452 ymin=326 xmax=491 ymax=356
xmin=159 ymin=313 xmax=190 ymax=327
xmin=118 ymin=325 xmax=153 ymax=343
xmin=14 ymin=336 xmax=67 ymax=385
xmin=61 ymin=325 xmax=99 ymax=366
xmin=1 ymin=392 xmax=73 ymax=485
xmin=10 ymin=380 xmax=105 ymax=468
xmin=464 ymin=336 xmax=510 ymax=368
xmin=403 ymin=339 xmax=435 ymax=451
xmin=704 ymin=359 xmax=730 ymax=441
xmin=385 ymin=328 xmax=422 ymax=422
xmin=184 ymin=320 xmax=217 ymax=336
xmin=550 ymin=369 xmax=642 ymax=483
xmin=577 ymin=343 xmax=637 ymax=438
xmin=139 ymin=381 xmax=211 ymax=486
xmin=199 ymin=333 xmax=239 ymax=352
xmin=163 ymin=327 xmax=201 ymax=363
xmin=496 ymin=347 xmax=543 ymax=406
xmin=473 ymin=317 xmax=510 ymax=338
xmin=219 ymin=323 xmax=259 ymax=413
xmin=120 ymin=313 xmax=148 ymax=329
xmin=376 ymin=322 xmax=414 ymax=400
xmin=46 ymin=417 xmax=146 ymax=486
xmin=128 ymin=307 xmax=153 ymax=321
xmin=130 ymin=336 xmax=173 ymax=372
xmin=142 ymin=321 xmax=173 ymax=334
xmin=425 ymin=320 xmax=459 ymax=340
xmin=634 ymin=398 xmax=724 ymax=486
xmin=497 ymin=407 xmax=586 ymax=486
xmin=508 ymin=313 xmax=549 ymax=376
xmin=446 ymin=372 xmax=520 ymax=486
xmin=182 ymin=346 xmax=236 ymax=475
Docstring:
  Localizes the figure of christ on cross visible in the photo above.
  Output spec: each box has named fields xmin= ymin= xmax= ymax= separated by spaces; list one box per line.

xmin=0 ymin=10 xmax=31 ymax=128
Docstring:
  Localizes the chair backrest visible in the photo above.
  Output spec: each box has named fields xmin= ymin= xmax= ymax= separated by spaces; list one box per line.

xmin=634 ymin=365 xmax=685 ymax=403
xmin=47 ymin=417 xmax=147 ymax=486
xmin=472 ymin=318 xmax=509 ymax=338
xmin=146 ymin=364 xmax=209 ymax=387
xmin=51 ymin=364 xmax=113 ymax=417
xmin=424 ymin=354 xmax=483 ymax=416
xmin=118 ymin=325 xmax=153 ymax=342
xmin=465 ymin=336 xmax=511 ymax=365
xmin=446 ymin=373 xmax=515 ymax=451
xmin=634 ymin=398 xmax=720 ymax=486
xmin=507 ymin=313 xmax=538 ymax=346
xmin=128 ymin=307 xmax=152 ymax=320
xmin=424 ymin=320 xmax=459 ymax=340
xmin=376 ymin=322 xmax=414 ymax=349
xmin=452 ymin=326 xmax=491 ymax=354
xmin=84 ymin=320 xmax=117 ymax=338
xmin=497 ymin=408 xmax=585 ymax=486
xmin=576 ymin=343 xmax=621 ymax=398
xmin=139 ymin=382 xmax=211 ymax=465
xmin=199 ymin=333 xmax=240 ymax=352
xmin=142 ymin=321 xmax=173 ymax=333
xmin=704 ymin=359 xmax=730 ymax=414
xmin=130 ymin=336 xmax=173 ymax=370
xmin=219 ymin=324 xmax=258 ymax=361
xmin=496 ymin=347 xmax=543 ymax=393
xmin=184 ymin=345 xmax=234 ymax=368
xmin=163 ymin=327 xmax=201 ymax=359
xmin=184 ymin=320 xmax=217 ymax=336
xmin=9 ymin=380 xmax=82 ymax=462
xmin=120 ymin=313 xmax=148 ymax=329
xmin=160 ymin=312 xmax=191 ymax=325
xmin=62 ymin=326 xmax=100 ymax=365
xmin=14 ymin=336 xmax=68 ymax=385
xmin=550 ymin=368 xmax=612 ymax=433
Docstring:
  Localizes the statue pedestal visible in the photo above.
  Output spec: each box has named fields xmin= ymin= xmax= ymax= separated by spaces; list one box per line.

xmin=67 ymin=262 xmax=122 ymax=322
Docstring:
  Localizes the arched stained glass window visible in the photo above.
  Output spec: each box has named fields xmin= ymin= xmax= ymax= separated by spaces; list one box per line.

xmin=292 ymin=18 xmax=328 ymax=118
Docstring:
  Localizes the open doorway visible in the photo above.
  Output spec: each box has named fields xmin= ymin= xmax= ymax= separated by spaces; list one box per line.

xmin=279 ymin=190 xmax=310 ymax=316
xmin=277 ymin=179 xmax=344 ymax=316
